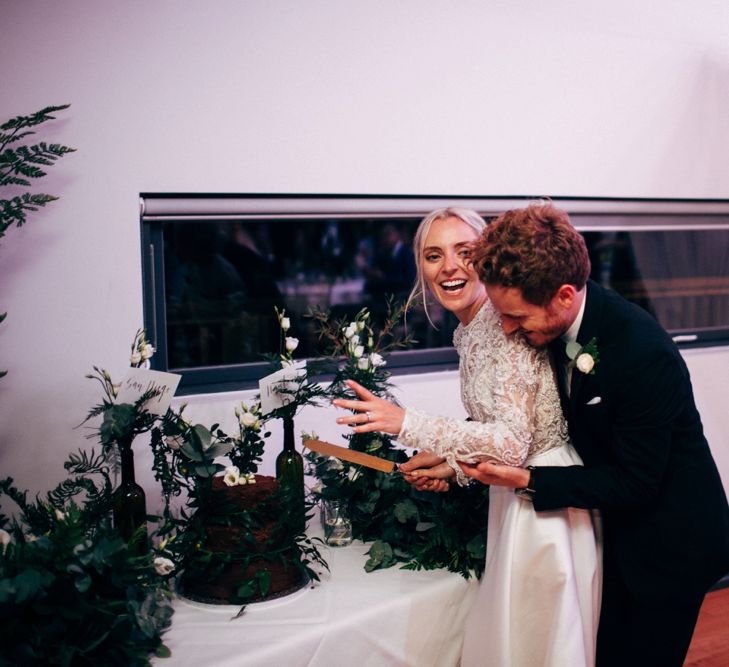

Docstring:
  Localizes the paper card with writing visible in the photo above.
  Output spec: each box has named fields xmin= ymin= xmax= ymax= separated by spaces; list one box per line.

xmin=116 ymin=368 xmax=182 ymax=416
xmin=259 ymin=360 xmax=306 ymax=414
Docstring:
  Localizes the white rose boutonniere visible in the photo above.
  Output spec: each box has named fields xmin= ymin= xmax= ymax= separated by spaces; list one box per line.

xmin=154 ymin=556 xmax=176 ymax=576
xmin=566 ymin=337 xmax=600 ymax=375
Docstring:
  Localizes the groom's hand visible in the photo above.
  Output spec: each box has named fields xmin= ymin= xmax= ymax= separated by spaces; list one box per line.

xmin=459 ymin=460 xmax=531 ymax=489
xmin=400 ymin=451 xmax=453 ymax=493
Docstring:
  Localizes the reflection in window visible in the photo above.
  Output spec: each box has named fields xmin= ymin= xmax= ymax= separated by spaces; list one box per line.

xmin=583 ymin=229 xmax=729 ymax=333
xmin=162 ymin=218 xmax=458 ymax=371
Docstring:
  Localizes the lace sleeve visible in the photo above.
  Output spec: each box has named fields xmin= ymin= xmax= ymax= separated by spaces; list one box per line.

xmin=398 ymin=331 xmax=543 ymax=484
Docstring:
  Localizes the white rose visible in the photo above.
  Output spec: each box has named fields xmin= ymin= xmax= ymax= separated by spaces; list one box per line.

xmin=140 ymin=343 xmax=155 ymax=360
xmin=285 ymin=337 xmax=299 ymax=352
xmin=223 ymin=466 xmax=240 ymax=486
xmin=357 ymin=357 xmax=369 ymax=370
xmin=130 ymin=351 xmax=142 ymax=365
xmin=328 ymin=456 xmax=344 ymax=471
xmin=347 ymin=468 xmax=361 ymax=482
xmin=280 ymin=317 xmax=291 ymax=331
xmin=368 ymin=336 xmax=374 ymax=348
xmin=239 ymin=412 xmax=258 ymax=428
xmin=370 ymin=352 xmax=385 ymax=367
xmin=154 ymin=556 xmax=175 ymax=576
xmin=239 ymin=473 xmax=256 ymax=485
xmin=0 ymin=529 xmax=11 ymax=553
xmin=575 ymin=353 xmax=595 ymax=374
xmin=166 ymin=435 xmax=184 ymax=450
xmin=344 ymin=323 xmax=358 ymax=339
xmin=353 ymin=345 xmax=364 ymax=359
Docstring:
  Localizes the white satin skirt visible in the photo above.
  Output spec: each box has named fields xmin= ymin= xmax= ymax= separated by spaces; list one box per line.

xmin=460 ymin=445 xmax=602 ymax=667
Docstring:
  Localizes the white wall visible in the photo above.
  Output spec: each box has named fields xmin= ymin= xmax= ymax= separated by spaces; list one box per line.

xmin=1 ymin=0 xmax=728 ymax=508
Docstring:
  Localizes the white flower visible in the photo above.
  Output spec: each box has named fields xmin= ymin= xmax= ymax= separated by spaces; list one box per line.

xmin=238 ymin=473 xmax=256 ymax=485
xmin=575 ymin=353 xmax=595 ymax=374
xmin=347 ymin=468 xmax=361 ymax=482
xmin=370 ymin=352 xmax=385 ymax=367
xmin=130 ymin=351 xmax=142 ymax=365
xmin=356 ymin=321 xmax=365 ymax=332
xmin=166 ymin=435 xmax=185 ymax=450
xmin=280 ymin=317 xmax=291 ymax=331
xmin=0 ymin=529 xmax=11 ymax=553
xmin=140 ymin=343 xmax=155 ymax=360
xmin=357 ymin=357 xmax=369 ymax=370
xmin=344 ymin=323 xmax=358 ymax=339
xmin=311 ymin=482 xmax=324 ymax=495
xmin=328 ymin=456 xmax=344 ymax=471
xmin=154 ymin=556 xmax=175 ymax=576
xmin=353 ymin=345 xmax=364 ymax=359
xmin=285 ymin=337 xmax=299 ymax=353
xmin=223 ymin=466 xmax=241 ymax=486
xmin=368 ymin=336 xmax=374 ymax=348
xmin=54 ymin=509 xmax=65 ymax=521
xmin=239 ymin=412 xmax=258 ymax=428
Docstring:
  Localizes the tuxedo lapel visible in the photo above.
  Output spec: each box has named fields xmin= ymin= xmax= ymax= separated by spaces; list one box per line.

xmin=570 ymin=280 xmax=604 ymax=412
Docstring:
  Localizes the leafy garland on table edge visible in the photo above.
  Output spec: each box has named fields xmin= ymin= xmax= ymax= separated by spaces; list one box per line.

xmin=306 ymin=302 xmax=489 ymax=579
xmin=0 ymin=332 xmax=173 ymax=666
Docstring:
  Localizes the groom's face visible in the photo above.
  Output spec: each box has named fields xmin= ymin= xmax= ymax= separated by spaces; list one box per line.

xmin=485 ymin=284 xmax=571 ymax=348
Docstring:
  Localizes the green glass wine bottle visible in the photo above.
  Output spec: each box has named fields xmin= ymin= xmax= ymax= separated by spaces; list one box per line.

xmin=275 ymin=416 xmax=305 ymax=531
xmin=113 ymin=440 xmax=148 ymax=554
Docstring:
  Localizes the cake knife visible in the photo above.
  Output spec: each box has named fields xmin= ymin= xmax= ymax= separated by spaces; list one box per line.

xmin=303 ymin=439 xmax=400 ymax=474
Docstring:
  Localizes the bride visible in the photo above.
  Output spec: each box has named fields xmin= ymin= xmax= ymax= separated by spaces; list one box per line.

xmin=333 ymin=207 xmax=601 ymax=667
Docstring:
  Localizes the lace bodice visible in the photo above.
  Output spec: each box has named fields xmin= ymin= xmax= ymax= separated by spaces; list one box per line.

xmin=398 ymin=300 xmax=570 ymax=483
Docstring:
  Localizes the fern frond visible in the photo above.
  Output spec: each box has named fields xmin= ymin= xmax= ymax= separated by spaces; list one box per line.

xmin=0 ymin=130 xmax=34 ymax=146
xmin=0 ymin=104 xmax=71 ymax=132
xmin=0 ymin=193 xmax=58 ymax=234
xmin=0 ymin=175 xmax=31 ymax=187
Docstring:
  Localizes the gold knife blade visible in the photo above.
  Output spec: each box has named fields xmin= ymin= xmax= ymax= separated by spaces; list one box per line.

xmin=304 ymin=439 xmax=398 ymax=473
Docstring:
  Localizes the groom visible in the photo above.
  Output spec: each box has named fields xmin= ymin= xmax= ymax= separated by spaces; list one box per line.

xmin=452 ymin=202 xmax=729 ymax=666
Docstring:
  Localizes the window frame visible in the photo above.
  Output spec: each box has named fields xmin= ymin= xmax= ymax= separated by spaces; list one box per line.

xmin=140 ymin=194 xmax=729 ymax=395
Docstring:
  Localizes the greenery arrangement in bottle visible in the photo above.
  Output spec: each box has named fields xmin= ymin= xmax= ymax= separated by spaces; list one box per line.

xmin=263 ymin=307 xmax=329 ymax=531
xmin=82 ymin=330 xmax=160 ymax=551
xmin=307 ymin=302 xmax=489 ymax=579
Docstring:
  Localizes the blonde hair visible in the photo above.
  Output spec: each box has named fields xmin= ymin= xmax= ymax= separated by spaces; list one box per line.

xmin=405 ymin=207 xmax=488 ymax=326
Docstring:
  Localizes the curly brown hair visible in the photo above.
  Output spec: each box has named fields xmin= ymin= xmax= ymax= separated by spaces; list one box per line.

xmin=472 ymin=203 xmax=590 ymax=306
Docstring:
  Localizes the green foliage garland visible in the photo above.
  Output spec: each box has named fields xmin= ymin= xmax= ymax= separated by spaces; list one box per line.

xmin=307 ymin=304 xmax=489 ymax=579
xmin=0 ymin=454 xmax=173 ymax=666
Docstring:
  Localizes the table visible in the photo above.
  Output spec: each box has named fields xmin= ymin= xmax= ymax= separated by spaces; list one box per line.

xmin=158 ymin=538 xmax=479 ymax=666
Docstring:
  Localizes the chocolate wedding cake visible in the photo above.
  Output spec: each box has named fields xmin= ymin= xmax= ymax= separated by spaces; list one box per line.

xmin=181 ymin=474 xmax=307 ymax=604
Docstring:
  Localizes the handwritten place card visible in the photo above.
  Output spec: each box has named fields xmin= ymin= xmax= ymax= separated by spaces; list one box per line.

xmin=116 ymin=368 xmax=182 ymax=416
xmin=259 ymin=360 xmax=306 ymax=414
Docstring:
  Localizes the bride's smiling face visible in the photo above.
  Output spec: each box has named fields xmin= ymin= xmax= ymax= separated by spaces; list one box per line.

xmin=421 ymin=216 xmax=487 ymax=325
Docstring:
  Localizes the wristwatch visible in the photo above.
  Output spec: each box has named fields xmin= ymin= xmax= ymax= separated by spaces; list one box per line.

xmin=514 ymin=466 xmax=536 ymax=501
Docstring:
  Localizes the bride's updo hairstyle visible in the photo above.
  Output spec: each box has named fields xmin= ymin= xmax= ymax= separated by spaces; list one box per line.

xmin=472 ymin=202 xmax=590 ymax=307
xmin=405 ymin=207 xmax=488 ymax=326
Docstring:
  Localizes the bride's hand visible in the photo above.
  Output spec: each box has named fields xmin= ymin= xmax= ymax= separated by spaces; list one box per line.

xmin=333 ymin=379 xmax=405 ymax=435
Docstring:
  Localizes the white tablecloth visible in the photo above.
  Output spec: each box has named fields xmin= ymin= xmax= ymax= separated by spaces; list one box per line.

xmin=158 ymin=538 xmax=479 ymax=666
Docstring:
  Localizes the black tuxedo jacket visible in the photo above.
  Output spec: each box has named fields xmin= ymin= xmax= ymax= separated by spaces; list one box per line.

xmin=532 ymin=280 xmax=729 ymax=601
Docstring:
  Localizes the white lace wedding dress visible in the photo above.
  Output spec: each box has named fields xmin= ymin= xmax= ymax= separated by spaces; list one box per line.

xmin=398 ymin=301 xmax=601 ymax=667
